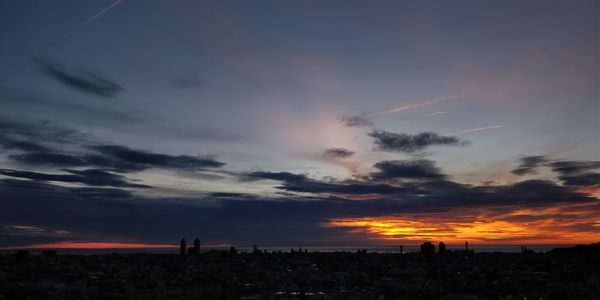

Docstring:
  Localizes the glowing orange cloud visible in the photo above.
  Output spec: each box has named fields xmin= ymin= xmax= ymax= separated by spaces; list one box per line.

xmin=577 ymin=186 xmax=600 ymax=196
xmin=325 ymin=204 xmax=600 ymax=244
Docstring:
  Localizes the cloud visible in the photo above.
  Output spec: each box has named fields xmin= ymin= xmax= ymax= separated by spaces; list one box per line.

xmin=0 ymin=118 xmax=84 ymax=147
xmin=0 ymin=138 xmax=49 ymax=152
xmin=243 ymin=171 xmax=308 ymax=183
xmin=0 ymin=224 xmax=70 ymax=237
xmin=280 ymin=180 xmax=410 ymax=196
xmin=1 ymin=119 xmax=227 ymax=172
xmin=1 ymin=171 xmax=597 ymax=247
xmin=368 ymin=130 xmax=468 ymax=154
xmin=243 ymin=171 xmax=407 ymax=195
xmin=0 ymin=178 xmax=349 ymax=246
xmin=549 ymin=160 xmax=600 ymax=187
xmin=0 ymin=168 xmax=151 ymax=188
xmin=511 ymin=155 xmax=549 ymax=176
xmin=37 ymin=61 xmax=125 ymax=98
xmin=209 ymin=192 xmax=249 ymax=198
xmin=9 ymin=152 xmax=147 ymax=172
xmin=511 ymin=157 xmax=600 ymax=187
xmin=369 ymin=159 xmax=446 ymax=181
xmin=2 ymin=129 xmax=599 ymax=247
xmin=0 ymin=152 xmax=598 ymax=246
xmin=337 ymin=114 xmax=373 ymax=127
xmin=549 ymin=161 xmax=600 ymax=176
xmin=323 ymin=148 xmax=355 ymax=159
xmin=88 ymin=145 xmax=225 ymax=170
xmin=241 ymin=168 xmax=596 ymax=210
xmin=557 ymin=173 xmax=600 ymax=187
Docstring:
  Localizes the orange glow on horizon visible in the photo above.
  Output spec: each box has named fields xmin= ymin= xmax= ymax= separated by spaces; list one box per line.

xmin=325 ymin=204 xmax=600 ymax=244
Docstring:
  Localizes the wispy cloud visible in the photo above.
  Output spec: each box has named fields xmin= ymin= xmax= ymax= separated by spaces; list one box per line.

xmin=38 ymin=61 xmax=125 ymax=98
xmin=511 ymin=156 xmax=549 ymax=176
xmin=336 ymin=114 xmax=373 ymax=127
xmin=323 ymin=148 xmax=355 ymax=159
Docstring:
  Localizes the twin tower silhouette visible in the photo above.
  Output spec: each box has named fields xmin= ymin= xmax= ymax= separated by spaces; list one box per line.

xmin=179 ymin=238 xmax=200 ymax=256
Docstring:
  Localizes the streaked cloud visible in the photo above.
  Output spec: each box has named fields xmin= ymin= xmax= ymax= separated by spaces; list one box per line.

xmin=336 ymin=114 xmax=373 ymax=127
xmin=37 ymin=61 xmax=125 ymax=98
xmin=0 ymin=168 xmax=151 ymax=188
xmin=511 ymin=155 xmax=549 ymax=176
xmin=323 ymin=148 xmax=355 ymax=159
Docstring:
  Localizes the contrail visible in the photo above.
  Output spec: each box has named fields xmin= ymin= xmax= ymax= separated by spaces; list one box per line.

xmin=369 ymin=94 xmax=460 ymax=117
xmin=425 ymin=111 xmax=446 ymax=117
xmin=447 ymin=125 xmax=503 ymax=135
xmin=334 ymin=94 xmax=460 ymax=127
xmin=0 ymin=0 xmax=124 ymax=84
xmin=75 ymin=0 xmax=123 ymax=30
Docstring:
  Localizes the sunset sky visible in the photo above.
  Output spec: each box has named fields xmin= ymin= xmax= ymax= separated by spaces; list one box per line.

xmin=0 ymin=0 xmax=598 ymax=249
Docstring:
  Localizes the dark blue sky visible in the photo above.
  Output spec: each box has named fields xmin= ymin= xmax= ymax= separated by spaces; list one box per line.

xmin=0 ymin=0 xmax=598 ymax=247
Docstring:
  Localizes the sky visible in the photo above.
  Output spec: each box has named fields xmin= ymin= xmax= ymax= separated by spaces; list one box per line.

xmin=0 ymin=0 xmax=598 ymax=248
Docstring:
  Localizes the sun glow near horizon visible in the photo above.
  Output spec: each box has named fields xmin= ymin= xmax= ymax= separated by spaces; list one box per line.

xmin=325 ymin=205 xmax=600 ymax=245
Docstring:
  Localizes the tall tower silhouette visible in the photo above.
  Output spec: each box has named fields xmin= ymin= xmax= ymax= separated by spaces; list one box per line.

xmin=465 ymin=241 xmax=469 ymax=251
xmin=420 ymin=242 xmax=435 ymax=260
xmin=180 ymin=238 xmax=187 ymax=256
xmin=194 ymin=238 xmax=201 ymax=255
xmin=439 ymin=241 xmax=446 ymax=255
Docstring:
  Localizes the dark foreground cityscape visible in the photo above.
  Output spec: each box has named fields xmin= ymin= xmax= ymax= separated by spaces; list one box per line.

xmin=1 ymin=242 xmax=599 ymax=300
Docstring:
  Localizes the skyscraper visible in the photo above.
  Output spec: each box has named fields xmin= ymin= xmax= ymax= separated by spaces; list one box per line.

xmin=180 ymin=238 xmax=187 ymax=256
xmin=194 ymin=238 xmax=201 ymax=255
xmin=439 ymin=241 xmax=446 ymax=255
xmin=420 ymin=242 xmax=435 ymax=259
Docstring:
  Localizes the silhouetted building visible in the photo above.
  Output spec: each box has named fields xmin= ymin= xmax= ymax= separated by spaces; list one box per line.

xmin=521 ymin=245 xmax=534 ymax=254
xmin=42 ymin=250 xmax=57 ymax=257
xmin=230 ymin=246 xmax=237 ymax=254
xmin=15 ymin=250 xmax=29 ymax=262
xmin=180 ymin=238 xmax=187 ymax=256
xmin=194 ymin=238 xmax=201 ymax=255
xmin=465 ymin=241 xmax=469 ymax=251
xmin=438 ymin=242 xmax=446 ymax=255
xmin=253 ymin=244 xmax=258 ymax=253
xmin=399 ymin=245 xmax=404 ymax=254
xmin=421 ymin=242 xmax=435 ymax=259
